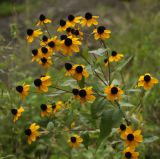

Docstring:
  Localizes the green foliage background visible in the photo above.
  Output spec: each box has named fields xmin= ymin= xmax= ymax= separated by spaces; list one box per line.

xmin=0 ymin=0 xmax=160 ymax=158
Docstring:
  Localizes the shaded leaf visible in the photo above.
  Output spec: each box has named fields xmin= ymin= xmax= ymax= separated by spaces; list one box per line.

xmin=81 ymin=132 xmax=90 ymax=149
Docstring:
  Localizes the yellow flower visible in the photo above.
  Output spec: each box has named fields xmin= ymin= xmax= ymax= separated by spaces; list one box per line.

xmin=76 ymin=87 xmax=96 ymax=103
xmin=26 ymin=29 xmax=42 ymax=43
xmin=47 ymin=36 xmax=60 ymax=52
xmin=123 ymin=147 xmax=139 ymax=159
xmin=81 ymin=12 xmax=99 ymax=27
xmin=31 ymin=49 xmax=41 ymax=62
xmin=16 ymin=84 xmax=30 ymax=99
xmin=70 ymin=64 xmax=89 ymax=81
xmin=104 ymin=85 xmax=123 ymax=101
xmin=40 ymin=104 xmax=52 ymax=117
xmin=57 ymin=19 xmax=68 ymax=32
xmin=60 ymin=36 xmax=81 ymax=56
xmin=104 ymin=58 xmax=109 ymax=66
xmin=40 ymin=35 xmax=49 ymax=46
xmin=36 ymin=14 xmax=51 ymax=26
xmin=25 ymin=123 xmax=40 ymax=144
xmin=52 ymin=101 xmax=62 ymax=113
xmin=11 ymin=106 xmax=24 ymax=122
xmin=68 ymin=134 xmax=83 ymax=148
xmin=109 ymin=51 xmax=124 ymax=62
xmin=39 ymin=46 xmax=52 ymax=58
xmin=34 ymin=75 xmax=52 ymax=93
xmin=38 ymin=57 xmax=52 ymax=68
xmin=121 ymin=127 xmax=143 ymax=147
xmin=93 ymin=26 xmax=111 ymax=40
xmin=137 ymin=73 xmax=158 ymax=90
xmin=118 ymin=124 xmax=133 ymax=139
xmin=67 ymin=15 xmax=82 ymax=27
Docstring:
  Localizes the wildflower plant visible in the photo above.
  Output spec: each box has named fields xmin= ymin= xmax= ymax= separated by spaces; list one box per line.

xmin=11 ymin=12 xmax=159 ymax=158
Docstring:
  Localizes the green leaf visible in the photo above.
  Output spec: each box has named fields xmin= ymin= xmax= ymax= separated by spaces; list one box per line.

xmin=77 ymin=76 xmax=85 ymax=88
xmin=126 ymin=89 xmax=141 ymax=92
xmin=90 ymin=98 xmax=106 ymax=119
xmin=89 ymin=48 xmax=107 ymax=56
xmin=116 ymin=56 xmax=133 ymax=71
xmin=46 ymin=122 xmax=54 ymax=131
xmin=144 ymin=136 xmax=159 ymax=143
xmin=99 ymin=109 xmax=114 ymax=140
xmin=99 ymin=108 xmax=122 ymax=141
xmin=119 ymin=101 xmax=135 ymax=107
xmin=81 ymin=132 xmax=90 ymax=149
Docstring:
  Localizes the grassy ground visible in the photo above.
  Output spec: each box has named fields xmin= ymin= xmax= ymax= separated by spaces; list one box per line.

xmin=0 ymin=0 xmax=160 ymax=158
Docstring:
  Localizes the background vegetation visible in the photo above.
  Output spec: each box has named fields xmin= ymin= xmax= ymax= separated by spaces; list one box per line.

xmin=0 ymin=0 xmax=160 ymax=158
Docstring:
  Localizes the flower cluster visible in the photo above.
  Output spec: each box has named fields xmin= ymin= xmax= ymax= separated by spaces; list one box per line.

xmin=11 ymin=12 xmax=159 ymax=157
xmin=118 ymin=124 xmax=143 ymax=159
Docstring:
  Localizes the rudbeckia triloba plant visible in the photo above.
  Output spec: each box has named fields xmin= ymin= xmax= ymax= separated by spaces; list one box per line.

xmin=12 ymin=12 xmax=159 ymax=158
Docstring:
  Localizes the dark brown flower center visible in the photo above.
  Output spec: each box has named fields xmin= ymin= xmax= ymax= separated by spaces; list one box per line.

xmin=111 ymin=87 xmax=118 ymax=94
xmin=97 ymin=26 xmax=105 ymax=34
xmin=120 ymin=124 xmax=126 ymax=131
xmin=11 ymin=109 xmax=17 ymax=115
xmin=144 ymin=75 xmax=151 ymax=82
xmin=74 ymin=30 xmax=79 ymax=35
xmin=52 ymin=103 xmax=56 ymax=109
xmin=70 ymin=136 xmax=76 ymax=143
xmin=40 ymin=104 xmax=47 ymax=111
xmin=16 ymin=86 xmax=23 ymax=93
xmin=34 ymin=79 xmax=42 ymax=87
xmin=127 ymin=134 xmax=134 ymax=141
xmin=65 ymin=63 xmax=72 ymax=70
xmin=39 ymin=14 xmax=46 ymax=21
xmin=48 ymin=41 xmax=55 ymax=48
xmin=71 ymin=28 xmax=75 ymax=34
xmin=32 ymin=49 xmax=38 ymax=56
xmin=104 ymin=58 xmax=108 ymax=63
xmin=41 ymin=47 xmax=48 ymax=54
xmin=79 ymin=89 xmax=87 ymax=98
xmin=65 ymin=38 xmax=72 ymax=46
xmin=41 ymin=57 xmax=47 ymax=64
xmin=85 ymin=12 xmax=92 ymax=20
xmin=60 ymin=35 xmax=67 ymax=40
xmin=66 ymin=27 xmax=72 ymax=33
xmin=42 ymin=35 xmax=48 ymax=42
xmin=112 ymin=51 xmax=117 ymax=56
xmin=72 ymin=89 xmax=79 ymax=95
xmin=76 ymin=66 xmax=83 ymax=73
xmin=60 ymin=19 xmax=66 ymax=26
xmin=68 ymin=15 xmax=75 ymax=21
xmin=25 ymin=129 xmax=32 ymax=136
xmin=125 ymin=152 xmax=132 ymax=158
xmin=27 ymin=29 xmax=33 ymax=36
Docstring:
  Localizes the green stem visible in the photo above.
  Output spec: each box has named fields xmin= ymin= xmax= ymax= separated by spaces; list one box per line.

xmin=100 ymin=39 xmax=111 ymax=85
xmin=115 ymin=100 xmax=130 ymax=125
